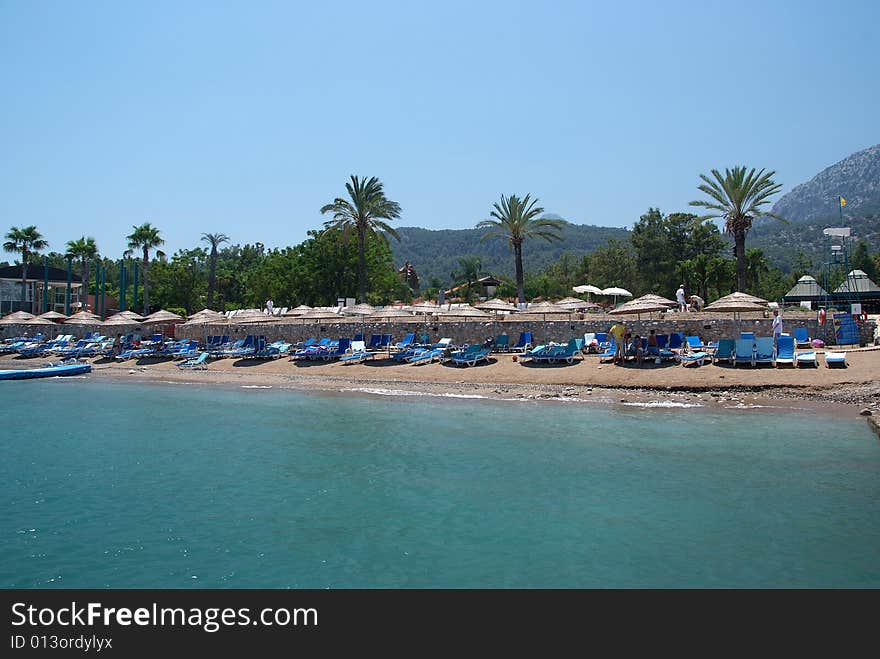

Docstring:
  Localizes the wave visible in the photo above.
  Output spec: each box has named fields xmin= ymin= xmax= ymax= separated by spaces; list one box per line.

xmin=623 ymin=401 xmax=703 ymax=408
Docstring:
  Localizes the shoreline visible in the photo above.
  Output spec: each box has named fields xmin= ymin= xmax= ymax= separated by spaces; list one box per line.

xmin=7 ymin=349 xmax=873 ymax=420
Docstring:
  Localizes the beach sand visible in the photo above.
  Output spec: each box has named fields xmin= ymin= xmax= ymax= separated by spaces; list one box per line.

xmin=4 ymin=347 xmax=878 ymax=415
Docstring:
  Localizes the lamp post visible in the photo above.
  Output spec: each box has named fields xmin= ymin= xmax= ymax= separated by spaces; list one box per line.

xmin=65 ymin=256 xmax=72 ymax=315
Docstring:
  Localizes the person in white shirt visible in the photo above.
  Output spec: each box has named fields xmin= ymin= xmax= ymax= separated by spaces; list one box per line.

xmin=676 ymin=285 xmax=686 ymax=312
xmin=771 ymin=309 xmax=783 ymax=342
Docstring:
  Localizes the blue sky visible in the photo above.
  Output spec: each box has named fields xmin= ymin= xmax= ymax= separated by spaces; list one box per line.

xmin=1 ymin=0 xmax=877 ymax=259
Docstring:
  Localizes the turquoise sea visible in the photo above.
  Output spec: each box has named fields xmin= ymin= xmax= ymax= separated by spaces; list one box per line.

xmin=1 ymin=378 xmax=878 ymax=588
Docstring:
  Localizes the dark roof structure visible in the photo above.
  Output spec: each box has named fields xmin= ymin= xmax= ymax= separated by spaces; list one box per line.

xmin=0 ymin=265 xmax=82 ymax=283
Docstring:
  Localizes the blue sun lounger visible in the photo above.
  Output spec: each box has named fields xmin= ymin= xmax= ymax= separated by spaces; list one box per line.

xmin=795 ymin=350 xmax=817 ymax=368
xmin=754 ymin=337 xmax=776 ymax=367
xmin=451 ymin=346 xmax=491 ymax=367
xmin=711 ymin=338 xmax=735 ymax=364
xmin=775 ymin=335 xmax=795 ymax=367
xmin=679 ymin=351 xmax=708 ymax=367
xmin=733 ymin=338 xmax=755 ymax=367
xmin=178 ymin=352 xmax=209 ymax=369
xmin=824 ymin=351 xmax=847 ymax=368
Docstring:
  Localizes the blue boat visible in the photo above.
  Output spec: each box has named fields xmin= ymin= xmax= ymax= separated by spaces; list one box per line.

xmin=0 ymin=362 xmax=91 ymax=381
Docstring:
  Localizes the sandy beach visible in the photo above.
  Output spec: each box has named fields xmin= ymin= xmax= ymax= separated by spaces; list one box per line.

xmin=4 ymin=347 xmax=878 ymax=416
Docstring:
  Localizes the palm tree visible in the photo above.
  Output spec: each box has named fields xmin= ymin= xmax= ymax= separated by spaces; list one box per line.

xmin=321 ymin=175 xmax=402 ymax=303
xmin=4 ymin=225 xmax=48 ymax=313
xmin=65 ymin=237 xmax=99 ymax=314
xmin=689 ymin=167 xmax=783 ymax=292
xmin=477 ymin=194 xmax=564 ymax=303
xmin=126 ymin=223 xmax=164 ymax=315
xmin=454 ymin=256 xmax=482 ymax=302
xmin=201 ymin=232 xmax=229 ymax=310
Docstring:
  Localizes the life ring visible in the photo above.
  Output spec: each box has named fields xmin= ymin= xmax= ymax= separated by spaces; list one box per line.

xmin=818 ymin=309 xmax=826 ymax=324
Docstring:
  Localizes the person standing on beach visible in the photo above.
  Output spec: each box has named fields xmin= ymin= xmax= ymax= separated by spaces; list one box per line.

xmin=771 ymin=309 xmax=783 ymax=343
xmin=609 ymin=320 xmax=626 ymax=365
xmin=676 ymin=284 xmax=687 ymax=312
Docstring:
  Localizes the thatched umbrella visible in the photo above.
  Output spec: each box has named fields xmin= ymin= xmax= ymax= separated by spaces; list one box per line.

xmin=703 ymin=298 xmax=769 ymax=334
xmin=556 ymin=296 xmax=600 ymax=311
xmin=519 ymin=301 xmax=571 ymax=321
xmin=102 ymin=316 xmax=142 ymax=327
xmin=105 ymin=311 xmax=145 ymax=323
xmin=186 ymin=309 xmax=225 ymax=323
xmin=283 ymin=304 xmax=313 ymax=317
xmin=21 ymin=316 xmax=57 ymax=326
xmin=38 ymin=310 xmax=68 ymax=321
xmin=0 ymin=310 xmax=36 ymax=324
xmin=608 ymin=300 xmax=670 ymax=319
xmin=476 ymin=298 xmax=518 ymax=313
xmin=142 ymin=309 xmax=184 ymax=323
xmin=62 ymin=312 xmax=102 ymax=325
xmin=712 ymin=291 xmax=768 ymax=306
xmin=438 ymin=305 xmax=491 ymax=319
xmin=342 ymin=303 xmax=375 ymax=316
xmin=633 ymin=293 xmax=677 ymax=307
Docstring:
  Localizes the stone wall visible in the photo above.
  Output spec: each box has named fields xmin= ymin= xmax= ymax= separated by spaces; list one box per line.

xmin=1 ymin=316 xmax=875 ymax=347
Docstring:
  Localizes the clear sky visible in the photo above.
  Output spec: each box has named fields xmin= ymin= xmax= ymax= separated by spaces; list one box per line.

xmin=1 ymin=0 xmax=877 ymax=260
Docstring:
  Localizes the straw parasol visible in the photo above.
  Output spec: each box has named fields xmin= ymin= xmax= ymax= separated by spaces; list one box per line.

xmin=237 ymin=310 xmax=280 ymax=324
xmin=142 ymin=310 xmax=184 ymax=323
xmin=702 ymin=299 xmax=768 ymax=313
xmin=102 ymin=315 xmax=143 ymax=326
xmin=0 ymin=310 xmax=36 ymax=324
xmin=407 ymin=301 xmax=441 ymax=314
xmin=369 ymin=306 xmax=414 ymax=320
xmin=62 ymin=312 xmax=102 ymax=325
xmin=185 ymin=309 xmax=226 ymax=323
xmin=475 ymin=298 xmax=518 ymax=313
xmin=105 ymin=311 xmax=145 ymax=323
xmin=38 ymin=310 xmax=68 ymax=321
xmin=633 ymin=293 xmax=677 ymax=307
xmin=556 ymin=297 xmax=599 ymax=311
xmin=296 ymin=308 xmax=343 ymax=321
xmin=438 ymin=305 xmax=490 ymax=319
xmin=608 ymin=299 xmax=671 ymax=318
xmin=342 ymin=303 xmax=376 ymax=316
xmin=711 ymin=291 xmax=768 ymax=306
xmin=520 ymin=301 xmax=570 ymax=315
xmin=21 ymin=316 xmax=57 ymax=326
xmin=283 ymin=304 xmax=313 ymax=317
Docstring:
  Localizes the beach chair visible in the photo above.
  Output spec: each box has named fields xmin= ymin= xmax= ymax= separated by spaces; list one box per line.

xmin=679 ymin=351 xmax=708 ymax=367
xmin=795 ymin=350 xmax=817 ymax=368
xmin=392 ymin=333 xmax=416 ymax=351
xmin=340 ymin=340 xmax=377 ymax=364
xmin=408 ymin=347 xmax=445 ymax=365
xmin=178 ymin=352 xmax=209 ymax=370
xmin=368 ymin=334 xmax=383 ymax=350
xmin=668 ymin=333 xmax=684 ymax=352
xmin=733 ymin=338 xmax=755 ymax=367
xmin=774 ymin=336 xmax=795 ymax=367
xmin=684 ymin=335 xmax=705 ymax=352
xmin=740 ymin=332 xmax=755 ymax=341
xmin=712 ymin=339 xmax=735 ymax=364
xmin=511 ymin=332 xmax=533 ymax=353
xmin=793 ymin=327 xmax=811 ymax=348
xmin=320 ymin=338 xmax=351 ymax=360
xmin=824 ymin=351 xmax=847 ymax=368
xmin=451 ymin=346 xmax=491 ymax=367
xmin=754 ymin=337 xmax=775 ymax=367
xmin=597 ymin=345 xmax=616 ymax=363
xmin=534 ymin=339 xmax=582 ymax=364
xmin=493 ymin=334 xmax=509 ymax=352
xmin=381 ymin=334 xmax=393 ymax=348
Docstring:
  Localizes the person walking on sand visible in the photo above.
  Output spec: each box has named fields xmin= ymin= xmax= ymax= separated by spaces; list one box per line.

xmin=609 ymin=320 xmax=627 ymax=365
xmin=771 ymin=308 xmax=783 ymax=344
xmin=676 ymin=284 xmax=687 ymax=312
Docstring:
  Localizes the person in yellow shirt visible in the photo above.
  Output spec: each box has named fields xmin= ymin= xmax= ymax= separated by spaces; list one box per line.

xmin=608 ymin=321 xmax=627 ymax=365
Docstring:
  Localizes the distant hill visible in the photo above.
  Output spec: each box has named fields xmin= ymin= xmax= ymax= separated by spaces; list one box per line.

xmin=750 ymin=144 xmax=880 ymax=271
xmin=389 ymin=222 xmax=630 ymax=284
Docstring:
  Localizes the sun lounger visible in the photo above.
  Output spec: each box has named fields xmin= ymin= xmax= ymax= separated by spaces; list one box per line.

xmin=685 ymin=335 xmax=706 ymax=352
xmin=340 ymin=340 xmax=377 ymax=364
xmin=733 ymin=338 xmax=755 ymax=367
xmin=451 ymin=346 xmax=491 ymax=367
xmin=679 ymin=351 xmax=708 ymax=367
xmin=740 ymin=332 xmax=755 ymax=341
xmin=793 ymin=327 xmax=811 ymax=348
xmin=795 ymin=350 xmax=817 ymax=368
xmin=493 ymin=334 xmax=509 ymax=352
xmin=668 ymin=333 xmax=684 ymax=352
xmin=711 ymin=338 xmax=735 ymax=364
xmin=511 ymin=332 xmax=533 ymax=353
xmin=408 ymin=347 xmax=446 ymax=364
xmin=533 ymin=339 xmax=582 ymax=364
xmin=775 ymin=335 xmax=795 ymax=367
xmin=597 ymin=346 xmax=616 ymax=363
xmin=392 ymin=333 xmax=416 ymax=351
xmin=178 ymin=352 xmax=209 ymax=370
xmin=824 ymin=351 xmax=847 ymax=368
xmin=754 ymin=337 xmax=776 ymax=367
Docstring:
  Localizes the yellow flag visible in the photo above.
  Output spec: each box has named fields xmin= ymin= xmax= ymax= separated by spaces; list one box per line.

xmin=839 ymin=196 xmax=847 ymax=207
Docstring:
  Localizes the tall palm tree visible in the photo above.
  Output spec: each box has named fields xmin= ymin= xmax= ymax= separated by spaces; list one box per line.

xmin=477 ymin=194 xmax=564 ymax=303
xmin=201 ymin=233 xmax=229 ymax=310
xmin=689 ymin=167 xmax=783 ymax=292
xmin=65 ymin=237 xmax=99 ymax=314
xmin=321 ymin=175 xmax=402 ymax=303
xmin=4 ymin=225 xmax=48 ymax=313
xmin=126 ymin=223 xmax=164 ymax=315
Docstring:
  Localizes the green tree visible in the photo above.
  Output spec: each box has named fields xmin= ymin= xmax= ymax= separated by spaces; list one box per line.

xmin=126 ymin=223 xmax=164 ymax=315
xmin=3 ymin=225 xmax=48 ymax=313
xmin=851 ymin=239 xmax=878 ymax=281
xmin=149 ymin=248 xmax=208 ymax=313
xmin=64 ymin=237 xmax=99 ymax=313
xmin=201 ymin=233 xmax=229 ymax=310
xmin=477 ymin=193 xmax=564 ymax=303
xmin=690 ymin=166 xmax=784 ymax=292
xmin=321 ymin=175 xmax=402 ymax=304
xmin=583 ymin=239 xmax=637 ymax=292
xmin=745 ymin=248 xmax=769 ymax=293
xmin=453 ymin=256 xmax=482 ymax=302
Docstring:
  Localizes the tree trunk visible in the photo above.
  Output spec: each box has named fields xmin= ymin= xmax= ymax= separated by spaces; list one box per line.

xmin=20 ymin=249 xmax=29 ymax=313
xmin=357 ymin=229 xmax=367 ymax=304
xmin=734 ymin=229 xmax=746 ymax=292
xmin=142 ymin=248 xmax=150 ymax=315
xmin=82 ymin=258 xmax=89 ymax=313
xmin=207 ymin=249 xmax=217 ymax=309
xmin=514 ymin=241 xmax=525 ymax=304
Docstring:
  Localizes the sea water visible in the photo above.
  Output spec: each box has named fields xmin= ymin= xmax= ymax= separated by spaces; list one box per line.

xmin=1 ymin=379 xmax=878 ymax=588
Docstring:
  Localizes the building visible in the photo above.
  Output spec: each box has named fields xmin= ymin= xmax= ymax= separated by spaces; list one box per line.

xmin=0 ymin=264 xmax=82 ymax=314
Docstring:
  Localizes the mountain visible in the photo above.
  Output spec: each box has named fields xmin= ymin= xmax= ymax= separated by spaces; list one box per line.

xmin=390 ymin=222 xmax=630 ymax=285
xmin=750 ymin=144 xmax=880 ymax=271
